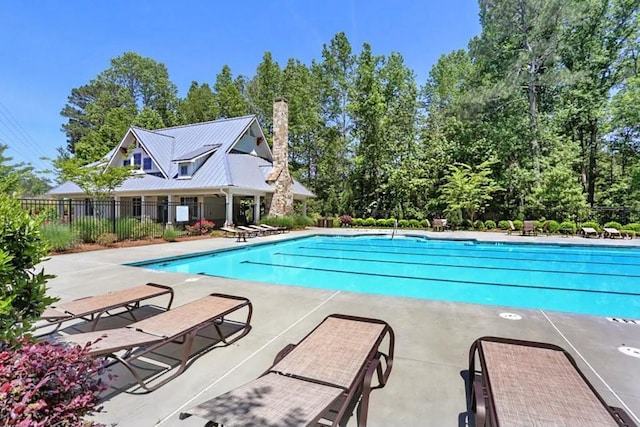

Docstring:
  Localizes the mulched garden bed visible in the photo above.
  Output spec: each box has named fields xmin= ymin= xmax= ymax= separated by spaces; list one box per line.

xmin=50 ymin=234 xmax=215 ymax=255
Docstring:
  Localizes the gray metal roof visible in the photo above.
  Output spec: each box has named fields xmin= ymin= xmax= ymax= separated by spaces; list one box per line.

xmin=49 ymin=115 xmax=315 ymax=198
xmin=172 ymin=144 xmax=221 ymax=162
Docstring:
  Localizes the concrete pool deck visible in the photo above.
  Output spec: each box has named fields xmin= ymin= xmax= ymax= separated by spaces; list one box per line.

xmin=40 ymin=228 xmax=640 ymax=426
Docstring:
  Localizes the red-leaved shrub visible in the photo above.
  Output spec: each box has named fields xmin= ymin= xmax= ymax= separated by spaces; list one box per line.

xmin=185 ymin=219 xmax=215 ymax=235
xmin=0 ymin=340 xmax=107 ymax=426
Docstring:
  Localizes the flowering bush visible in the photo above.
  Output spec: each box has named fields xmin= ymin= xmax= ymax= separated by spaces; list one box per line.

xmin=185 ymin=219 xmax=215 ymax=235
xmin=0 ymin=340 xmax=107 ymax=426
xmin=338 ymin=214 xmax=352 ymax=226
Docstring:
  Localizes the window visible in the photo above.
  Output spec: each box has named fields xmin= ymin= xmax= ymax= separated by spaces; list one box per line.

xmin=133 ymin=153 xmax=142 ymax=166
xmin=179 ymin=164 xmax=189 ymax=176
xmin=132 ymin=197 xmax=142 ymax=217
xmin=123 ymin=158 xmax=130 ymax=167
xmin=143 ymin=157 xmax=152 ymax=170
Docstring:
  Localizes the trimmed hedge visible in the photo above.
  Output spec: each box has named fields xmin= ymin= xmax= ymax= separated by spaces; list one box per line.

xmin=484 ymin=220 xmax=496 ymax=229
xmin=581 ymin=221 xmax=601 ymax=232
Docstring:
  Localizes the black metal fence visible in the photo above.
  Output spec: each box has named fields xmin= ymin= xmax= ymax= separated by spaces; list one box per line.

xmin=20 ymin=198 xmax=223 ymax=244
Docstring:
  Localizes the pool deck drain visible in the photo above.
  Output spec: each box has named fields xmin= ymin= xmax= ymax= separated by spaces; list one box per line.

xmin=39 ymin=229 xmax=640 ymax=427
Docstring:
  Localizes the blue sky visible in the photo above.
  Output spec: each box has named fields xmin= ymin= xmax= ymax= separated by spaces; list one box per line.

xmin=0 ymin=0 xmax=480 ymax=172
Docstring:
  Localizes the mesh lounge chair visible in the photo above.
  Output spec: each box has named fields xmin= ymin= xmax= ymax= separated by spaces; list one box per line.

xmin=433 ymin=218 xmax=447 ymax=232
xmin=249 ymin=224 xmax=279 ymax=235
xmin=57 ymin=293 xmax=252 ymax=392
xmin=260 ymin=223 xmax=289 ymax=233
xmin=220 ymin=226 xmax=251 ymax=242
xmin=603 ymin=227 xmax=623 ymax=239
xmin=237 ymin=225 xmax=264 ymax=236
xmin=581 ymin=227 xmax=600 ymax=238
xmin=36 ymin=282 xmax=174 ymax=334
xmin=468 ymin=336 xmax=637 ymax=427
xmin=180 ymin=314 xmax=395 ymax=426
xmin=522 ymin=220 xmax=537 ymax=236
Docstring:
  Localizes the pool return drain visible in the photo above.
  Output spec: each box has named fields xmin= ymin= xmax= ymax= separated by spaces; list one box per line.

xmin=618 ymin=346 xmax=640 ymax=359
xmin=499 ymin=312 xmax=522 ymax=320
xmin=606 ymin=317 xmax=640 ymax=325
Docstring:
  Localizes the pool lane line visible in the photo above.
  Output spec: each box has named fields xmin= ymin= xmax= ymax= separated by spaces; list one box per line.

xmin=314 ymin=240 xmax=640 ymax=260
xmin=275 ymin=252 xmax=640 ymax=279
xmin=540 ymin=310 xmax=640 ymax=424
xmin=239 ymin=260 xmax=640 ymax=297
xmin=156 ymin=289 xmax=342 ymax=426
xmin=298 ymin=245 xmax=638 ymax=268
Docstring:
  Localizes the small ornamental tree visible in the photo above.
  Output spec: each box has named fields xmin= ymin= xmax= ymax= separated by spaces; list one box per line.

xmin=0 ymin=340 xmax=106 ymax=426
xmin=0 ymin=190 xmax=56 ymax=343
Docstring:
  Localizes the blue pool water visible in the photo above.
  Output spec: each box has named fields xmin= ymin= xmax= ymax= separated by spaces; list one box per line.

xmin=129 ymin=235 xmax=640 ymax=318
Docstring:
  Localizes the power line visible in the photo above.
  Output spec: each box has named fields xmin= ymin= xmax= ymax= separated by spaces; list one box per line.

xmin=0 ymin=101 xmax=50 ymax=170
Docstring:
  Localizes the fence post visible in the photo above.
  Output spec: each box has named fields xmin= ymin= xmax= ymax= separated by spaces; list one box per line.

xmin=68 ymin=199 xmax=73 ymax=225
xmin=112 ymin=199 xmax=116 ymax=234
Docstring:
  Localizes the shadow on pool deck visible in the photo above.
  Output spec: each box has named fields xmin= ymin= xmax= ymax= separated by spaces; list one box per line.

xmin=38 ymin=229 xmax=640 ymax=427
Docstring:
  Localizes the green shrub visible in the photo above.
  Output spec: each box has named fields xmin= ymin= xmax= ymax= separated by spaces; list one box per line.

xmin=262 ymin=216 xmax=295 ymax=229
xmin=512 ymin=220 xmax=523 ymax=230
xmin=620 ymin=228 xmax=636 ymax=238
xmin=484 ymin=220 xmax=496 ymax=229
xmin=420 ymin=219 xmax=430 ymax=228
xmin=73 ymin=217 xmax=111 ymax=243
xmin=95 ymin=233 xmax=118 ymax=247
xmin=38 ymin=206 xmax=60 ymax=222
xmin=399 ymin=219 xmax=410 ymax=228
xmin=164 ymin=228 xmax=179 ymax=242
xmin=39 ymin=222 xmax=79 ymax=252
xmin=559 ymin=221 xmax=577 ymax=233
xmin=352 ymin=218 xmax=364 ymax=227
xmin=1 ymin=194 xmax=55 ymax=343
xmin=604 ymin=221 xmax=622 ymax=230
xmin=623 ymin=223 xmax=640 ymax=232
xmin=498 ymin=220 xmax=510 ymax=230
xmin=115 ymin=218 xmax=138 ymax=240
xmin=534 ymin=220 xmax=545 ymax=229
xmin=384 ymin=218 xmax=396 ymax=227
xmin=136 ymin=216 xmax=164 ymax=238
xmin=545 ymin=220 xmax=560 ymax=233
xmin=409 ymin=219 xmax=421 ymax=228
xmin=376 ymin=218 xmax=387 ymax=227
xmin=461 ymin=219 xmax=473 ymax=229
xmin=445 ymin=208 xmax=463 ymax=228
xmin=581 ymin=221 xmax=601 ymax=232
xmin=474 ymin=220 xmax=485 ymax=230
xmin=293 ymin=215 xmax=314 ymax=228
xmin=363 ymin=217 xmax=376 ymax=226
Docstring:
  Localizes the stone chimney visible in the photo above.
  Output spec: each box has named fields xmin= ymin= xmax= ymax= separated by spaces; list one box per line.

xmin=267 ymin=97 xmax=294 ymax=217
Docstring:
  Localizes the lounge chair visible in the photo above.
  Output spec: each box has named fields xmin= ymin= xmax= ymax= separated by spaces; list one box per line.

xmin=468 ymin=336 xmax=637 ymax=427
xmin=56 ymin=293 xmax=252 ymax=392
xmin=522 ymin=220 xmax=537 ymax=236
xmin=507 ymin=220 xmax=516 ymax=235
xmin=180 ymin=314 xmax=395 ymax=426
xmin=581 ymin=227 xmax=600 ymax=238
xmin=261 ymin=223 xmax=289 ymax=233
xmin=433 ymin=218 xmax=447 ymax=232
xmin=603 ymin=227 xmax=623 ymax=239
xmin=36 ymin=283 xmax=174 ymax=334
xmin=249 ymin=224 xmax=281 ymax=234
xmin=220 ymin=226 xmax=251 ymax=242
xmin=237 ymin=225 xmax=264 ymax=236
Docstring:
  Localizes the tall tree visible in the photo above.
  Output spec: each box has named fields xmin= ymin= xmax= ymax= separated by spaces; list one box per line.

xmin=177 ymin=81 xmax=217 ymax=124
xmin=247 ymin=52 xmax=282 ymax=138
xmin=214 ymin=65 xmax=248 ymax=118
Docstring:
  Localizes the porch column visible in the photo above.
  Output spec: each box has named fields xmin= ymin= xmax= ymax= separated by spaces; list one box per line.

xmin=225 ymin=191 xmax=233 ymax=226
xmin=140 ymin=195 xmax=146 ymax=219
xmin=167 ymin=194 xmax=175 ymax=225
xmin=114 ymin=196 xmax=121 ymax=219
xmin=302 ymin=199 xmax=307 ymax=216
xmin=253 ymin=195 xmax=261 ymax=224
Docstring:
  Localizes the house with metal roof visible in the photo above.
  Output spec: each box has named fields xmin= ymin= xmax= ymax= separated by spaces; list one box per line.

xmin=49 ymin=114 xmax=314 ymax=227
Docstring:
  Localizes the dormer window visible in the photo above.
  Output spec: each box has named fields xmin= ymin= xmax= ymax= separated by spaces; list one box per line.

xmin=143 ymin=157 xmax=152 ymax=170
xmin=179 ymin=164 xmax=190 ymax=178
xmin=133 ymin=153 xmax=142 ymax=166
xmin=123 ymin=158 xmax=130 ymax=167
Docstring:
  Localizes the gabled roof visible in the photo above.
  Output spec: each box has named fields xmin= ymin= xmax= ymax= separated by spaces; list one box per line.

xmin=49 ymin=115 xmax=314 ymax=198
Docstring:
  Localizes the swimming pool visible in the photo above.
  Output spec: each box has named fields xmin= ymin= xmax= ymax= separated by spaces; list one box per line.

xmin=129 ymin=235 xmax=640 ymax=318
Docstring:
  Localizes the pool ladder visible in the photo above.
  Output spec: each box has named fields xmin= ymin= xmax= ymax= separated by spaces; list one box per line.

xmin=391 ymin=219 xmax=398 ymax=239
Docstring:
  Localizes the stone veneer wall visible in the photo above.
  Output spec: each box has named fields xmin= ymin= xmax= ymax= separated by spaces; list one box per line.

xmin=268 ymin=98 xmax=294 ymax=217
